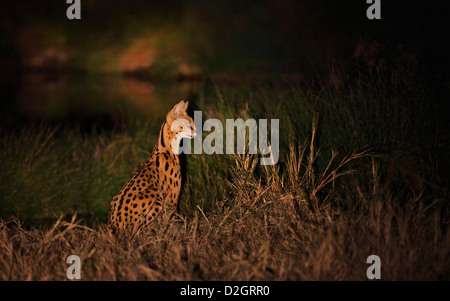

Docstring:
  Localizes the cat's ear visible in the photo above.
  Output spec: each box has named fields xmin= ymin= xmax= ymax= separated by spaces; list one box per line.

xmin=167 ymin=100 xmax=188 ymax=122
xmin=183 ymin=100 xmax=189 ymax=111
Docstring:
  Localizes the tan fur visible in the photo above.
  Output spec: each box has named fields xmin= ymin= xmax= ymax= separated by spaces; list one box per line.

xmin=107 ymin=100 xmax=196 ymax=234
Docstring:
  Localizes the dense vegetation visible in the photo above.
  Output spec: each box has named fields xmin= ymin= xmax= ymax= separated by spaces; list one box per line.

xmin=0 ymin=53 xmax=448 ymax=280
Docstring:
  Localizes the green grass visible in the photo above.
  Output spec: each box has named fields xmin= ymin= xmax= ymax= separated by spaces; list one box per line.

xmin=0 ymin=122 xmax=157 ymax=224
xmin=0 ymin=56 xmax=448 ymax=280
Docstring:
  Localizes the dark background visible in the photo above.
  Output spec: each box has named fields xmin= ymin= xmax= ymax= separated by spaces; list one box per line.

xmin=0 ymin=0 xmax=449 ymax=132
xmin=1 ymin=1 xmax=449 ymax=77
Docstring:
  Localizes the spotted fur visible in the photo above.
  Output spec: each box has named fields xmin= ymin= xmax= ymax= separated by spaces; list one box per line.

xmin=107 ymin=100 xmax=196 ymax=234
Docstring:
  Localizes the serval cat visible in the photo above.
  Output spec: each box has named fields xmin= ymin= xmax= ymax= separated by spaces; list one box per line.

xmin=107 ymin=100 xmax=196 ymax=234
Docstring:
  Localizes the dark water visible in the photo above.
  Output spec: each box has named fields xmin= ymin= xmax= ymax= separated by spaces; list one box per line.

xmin=0 ymin=72 xmax=200 ymax=131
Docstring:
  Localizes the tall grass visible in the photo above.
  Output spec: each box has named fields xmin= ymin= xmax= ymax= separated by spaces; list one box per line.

xmin=0 ymin=128 xmax=447 ymax=280
xmin=0 ymin=54 xmax=448 ymax=280
xmin=0 ymin=122 xmax=160 ymax=224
